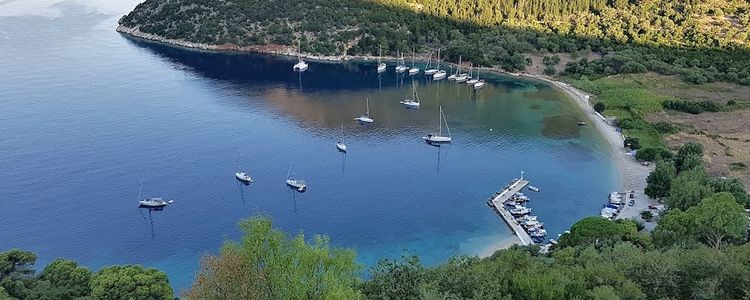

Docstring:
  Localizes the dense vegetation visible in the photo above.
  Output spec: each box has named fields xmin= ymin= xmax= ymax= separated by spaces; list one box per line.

xmin=120 ymin=0 xmax=750 ymax=84
xmin=0 ymin=250 xmax=173 ymax=300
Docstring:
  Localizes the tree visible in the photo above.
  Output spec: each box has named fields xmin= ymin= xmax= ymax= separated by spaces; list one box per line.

xmin=32 ymin=259 xmax=92 ymax=299
xmin=0 ymin=249 xmax=37 ymax=281
xmin=708 ymin=177 xmax=750 ymax=207
xmin=623 ymin=137 xmax=640 ymax=150
xmin=360 ymin=254 xmax=424 ymax=300
xmin=558 ymin=217 xmax=638 ymax=248
xmin=689 ymin=192 xmax=749 ymax=248
xmin=90 ymin=265 xmax=173 ymax=300
xmin=636 ymin=147 xmax=671 ymax=162
xmin=185 ymin=216 xmax=362 ymax=300
xmin=675 ymin=142 xmax=704 ymax=173
xmin=645 ymin=161 xmax=676 ymax=199
xmin=667 ymin=169 xmax=713 ymax=210
xmin=594 ymin=101 xmax=606 ymax=113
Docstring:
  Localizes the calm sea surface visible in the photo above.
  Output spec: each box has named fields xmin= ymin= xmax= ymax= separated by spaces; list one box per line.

xmin=0 ymin=0 xmax=617 ymax=290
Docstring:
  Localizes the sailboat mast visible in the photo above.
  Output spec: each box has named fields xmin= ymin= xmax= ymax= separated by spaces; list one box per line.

xmin=378 ymin=45 xmax=382 ymax=64
xmin=438 ymin=106 xmax=443 ymax=136
xmin=443 ymin=108 xmax=451 ymax=137
xmin=366 ymin=98 xmax=370 ymax=117
xmin=436 ymin=49 xmax=440 ymax=69
xmin=287 ymin=159 xmax=293 ymax=179
xmin=137 ymin=172 xmax=145 ymax=201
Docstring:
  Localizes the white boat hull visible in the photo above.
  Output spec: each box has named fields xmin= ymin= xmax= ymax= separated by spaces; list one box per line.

xmin=336 ymin=143 xmax=347 ymax=152
xmin=355 ymin=116 xmax=373 ymax=123
xmin=293 ymin=61 xmax=308 ymax=71
xmin=447 ymin=74 xmax=456 ymax=80
xmin=466 ymin=79 xmax=479 ymax=85
xmin=433 ymin=72 xmax=446 ymax=80
xmin=396 ymin=66 xmax=407 ymax=73
xmin=286 ymin=179 xmax=306 ymax=191
xmin=424 ymin=69 xmax=438 ymax=75
xmin=455 ymin=75 xmax=468 ymax=83
xmin=408 ymin=68 xmax=419 ymax=75
xmin=139 ymin=198 xmax=174 ymax=208
xmin=235 ymin=172 xmax=253 ymax=183
xmin=400 ymin=100 xmax=420 ymax=108
xmin=377 ymin=64 xmax=386 ymax=73
xmin=473 ymin=82 xmax=485 ymax=89
xmin=422 ymin=135 xmax=451 ymax=143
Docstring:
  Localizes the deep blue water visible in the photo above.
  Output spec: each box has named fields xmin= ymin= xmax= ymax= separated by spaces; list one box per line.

xmin=0 ymin=1 xmax=617 ymax=291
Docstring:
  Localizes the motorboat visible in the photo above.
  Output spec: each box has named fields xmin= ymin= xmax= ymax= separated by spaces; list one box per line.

xmin=422 ymin=106 xmax=452 ymax=143
xmin=530 ymin=229 xmax=548 ymax=237
xmin=510 ymin=206 xmax=532 ymax=215
xmin=528 ymin=185 xmax=540 ymax=192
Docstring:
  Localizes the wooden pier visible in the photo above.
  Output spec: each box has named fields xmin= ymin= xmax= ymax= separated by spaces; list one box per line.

xmin=488 ymin=178 xmax=534 ymax=245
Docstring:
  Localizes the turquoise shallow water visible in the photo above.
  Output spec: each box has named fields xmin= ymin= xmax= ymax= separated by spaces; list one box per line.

xmin=0 ymin=0 xmax=617 ymax=291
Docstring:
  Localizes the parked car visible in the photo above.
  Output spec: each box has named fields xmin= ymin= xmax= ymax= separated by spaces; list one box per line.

xmin=628 ymin=200 xmax=635 ymax=206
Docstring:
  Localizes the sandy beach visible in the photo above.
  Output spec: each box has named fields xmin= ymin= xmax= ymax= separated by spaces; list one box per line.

xmin=529 ymin=75 xmax=655 ymax=225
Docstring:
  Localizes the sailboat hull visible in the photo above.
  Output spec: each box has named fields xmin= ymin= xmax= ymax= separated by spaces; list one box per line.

xmin=336 ymin=143 xmax=347 ymax=152
xmin=422 ymin=136 xmax=452 ymax=143
xmin=377 ymin=65 xmax=386 ymax=73
xmin=400 ymin=100 xmax=420 ymax=108
xmin=235 ymin=172 xmax=253 ymax=183
xmin=408 ymin=68 xmax=419 ymax=75
xmin=355 ymin=117 xmax=373 ymax=123
xmin=433 ymin=72 xmax=447 ymax=80
xmin=424 ymin=69 xmax=438 ymax=75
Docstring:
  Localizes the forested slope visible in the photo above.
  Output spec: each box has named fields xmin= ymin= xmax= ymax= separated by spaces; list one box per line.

xmin=119 ymin=0 xmax=750 ymax=83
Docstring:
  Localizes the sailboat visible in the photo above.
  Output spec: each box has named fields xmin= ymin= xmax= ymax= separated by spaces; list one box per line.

xmin=473 ymin=70 xmax=485 ymax=89
xmin=424 ymin=51 xmax=438 ymax=75
xmin=292 ymin=39 xmax=308 ymax=71
xmin=395 ymin=51 xmax=407 ymax=73
xmin=467 ymin=64 xmax=480 ymax=85
xmin=448 ymin=56 xmax=461 ymax=80
xmin=336 ymin=124 xmax=347 ymax=152
xmin=354 ymin=97 xmax=374 ymax=123
xmin=400 ymin=82 xmax=421 ymax=108
xmin=285 ymin=159 xmax=306 ymax=192
xmin=432 ymin=49 xmax=446 ymax=80
xmin=136 ymin=173 xmax=175 ymax=208
xmin=408 ymin=49 xmax=420 ymax=75
xmin=234 ymin=155 xmax=253 ymax=183
xmin=422 ymin=105 xmax=452 ymax=143
xmin=377 ymin=45 xmax=386 ymax=73
xmin=455 ymin=61 xmax=469 ymax=83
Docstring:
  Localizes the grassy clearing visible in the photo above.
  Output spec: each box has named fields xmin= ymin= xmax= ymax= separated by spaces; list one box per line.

xmin=568 ymin=74 xmax=671 ymax=150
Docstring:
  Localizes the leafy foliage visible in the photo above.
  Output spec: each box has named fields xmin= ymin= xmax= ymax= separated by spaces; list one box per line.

xmin=89 ymin=265 xmax=173 ymax=300
xmin=558 ymin=217 xmax=639 ymax=248
xmin=184 ymin=216 xmax=362 ymax=300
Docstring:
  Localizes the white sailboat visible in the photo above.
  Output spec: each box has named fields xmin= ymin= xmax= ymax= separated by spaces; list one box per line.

xmin=136 ymin=173 xmax=174 ymax=208
xmin=408 ymin=49 xmax=419 ymax=75
xmin=354 ymin=97 xmax=374 ymax=123
xmin=377 ymin=45 xmax=386 ymax=73
xmin=400 ymin=82 xmax=421 ymax=108
xmin=335 ymin=124 xmax=347 ymax=152
xmin=448 ymin=56 xmax=461 ymax=80
xmin=292 ymin=40 xmax=308 ymax=71
xmin=234 ymin=155 xmax=253 ymax=183
xmin=285 ymin=159 xmax=306 ymax=192
xmin=422 ymin=105 xmax=452 ymax=143
xmin=432 ymin=49 xmax=446 ymax=80
xmin=395 ymin=51 xmax=407 ymax=73
xmin=424 ymin=50 xmax=438 ymax=75
xmin=467 ymin=65 xmax=480 ymax=85
xmin=473 ymin=70 xmax=486 ymax=89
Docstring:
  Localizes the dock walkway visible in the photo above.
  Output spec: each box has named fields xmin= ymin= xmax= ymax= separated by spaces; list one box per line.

xmin=488 ymin=178 xmax=534 ymax=245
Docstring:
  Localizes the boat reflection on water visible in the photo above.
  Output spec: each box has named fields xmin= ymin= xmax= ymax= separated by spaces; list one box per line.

xmin=138 ymin=206 xmax=164 ymax=239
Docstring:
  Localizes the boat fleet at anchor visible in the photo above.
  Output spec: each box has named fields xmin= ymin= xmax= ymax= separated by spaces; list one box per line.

xmin=138 ymin=48 xmax=488 ymax=209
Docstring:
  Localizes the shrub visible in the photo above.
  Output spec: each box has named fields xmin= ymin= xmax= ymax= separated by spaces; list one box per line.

xmin=651 ymin=121 xmax=677 ymax=134
xmin=662 ymin=100 xmax=721 ymax=114
xmin=594 ymin=102 xmax=606 ymax=113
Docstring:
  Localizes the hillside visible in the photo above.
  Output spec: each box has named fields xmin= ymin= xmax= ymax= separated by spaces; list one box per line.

xmin=119 ymin=0 xmax=750 ymax=84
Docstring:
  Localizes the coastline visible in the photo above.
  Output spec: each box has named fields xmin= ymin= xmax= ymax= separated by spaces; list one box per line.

xmin=117 ymin=25 xmax=655 ymax=247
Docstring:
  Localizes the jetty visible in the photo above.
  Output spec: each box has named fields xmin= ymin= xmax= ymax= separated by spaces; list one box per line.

xmin=488 ymin=177 xmax=534 ymax=245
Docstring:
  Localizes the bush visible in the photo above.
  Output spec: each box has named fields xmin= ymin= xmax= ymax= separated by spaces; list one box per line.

xmin=651 ymin=121 xmax=677 ymax=134
xmin=636 ymin=147 xmax=672 ymax=162
xmin=662 ymin=100 xmax=721 ymax=114
xmin=624 ymin=137 xmax=641 ymax=150
xmin=727 ymin=100 xmax=737 ymax=106
xmin=594 ymin=101 xmax=606 ymax=113
xmin=543 ymin=65 xmax=556 ymax=75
